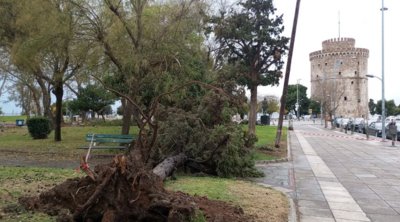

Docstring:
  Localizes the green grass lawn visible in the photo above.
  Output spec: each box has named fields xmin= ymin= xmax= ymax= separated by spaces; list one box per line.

xmin=0 ymin=125 xmax=139 ymax=158
xmin=0 ymin=116 xmax=27 ymax=124
xmin=254 ymin=125 xmax=287 ymax=148
xmin=166 ymin=176 xmax=237 ymax=202
xmin=0 ymin=123 xmax=286 ymax=160
xmin=251 ymin=125 xmax=288 ymax=161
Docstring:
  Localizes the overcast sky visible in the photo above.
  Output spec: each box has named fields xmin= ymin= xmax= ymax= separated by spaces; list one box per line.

xmin=259 ymin=0 xmax=400 ymax=106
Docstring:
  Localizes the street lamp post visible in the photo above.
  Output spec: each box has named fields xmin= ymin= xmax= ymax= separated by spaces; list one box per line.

xmin=366 ymin=74 xmax=385 ymax=141
xmin=296 ymin=79 xmax=301 ymax=120
xmin=379 ymin=0 xmax=387 ymax=141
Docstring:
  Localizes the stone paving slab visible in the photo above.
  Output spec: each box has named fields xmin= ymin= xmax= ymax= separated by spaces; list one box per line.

xmin=296 ymin=122 xmax=400 ymax=221
xmin=252 ymin=121 xmax=400 ymax=221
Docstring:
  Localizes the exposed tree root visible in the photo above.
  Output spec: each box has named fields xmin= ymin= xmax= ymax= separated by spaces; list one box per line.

xmin=19 ymin=154 xmax=251 ymax=221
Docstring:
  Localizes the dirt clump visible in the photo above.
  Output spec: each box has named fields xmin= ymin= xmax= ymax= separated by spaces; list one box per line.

xmin=19 ymin=155 xmax=251 ymax=222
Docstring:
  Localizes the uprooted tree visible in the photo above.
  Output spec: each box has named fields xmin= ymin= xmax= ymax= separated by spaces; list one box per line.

xmin=18 ymin=0 xmax=263 ymax=221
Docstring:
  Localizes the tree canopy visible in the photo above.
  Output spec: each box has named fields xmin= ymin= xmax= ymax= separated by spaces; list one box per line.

xmin=69 ymin=84 xmax=116 ymax=120
xmin=286 ymin=84 xmax=309 ymax=117
xmin=209 ymin=0 xmax=289 ymax=135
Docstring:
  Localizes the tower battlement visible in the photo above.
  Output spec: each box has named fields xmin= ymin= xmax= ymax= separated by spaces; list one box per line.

xmin=309 ymin=48 xmax=369 ymax=60
xmin=322 ymin=37 xmax=355 ymax=50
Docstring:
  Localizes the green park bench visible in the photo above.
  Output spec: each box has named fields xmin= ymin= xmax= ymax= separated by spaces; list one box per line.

xmin=78 ymin=133 xmax=136 ymax=150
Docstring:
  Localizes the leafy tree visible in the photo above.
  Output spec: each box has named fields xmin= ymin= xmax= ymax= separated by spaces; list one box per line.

xmin=209 ymin=0 xmax=289 ymax=135
xmin=369 ymin=99 xmax=377 ymax=115
xmin=1 ymin=0 xmax=88 ymax=141
xmin=72 ymin=0 xmax=259 ymax=175
xmin=308 ymin=99 xmax=321 ymax=116
xmin=286 ymin=84 xmax=309 ymax=117
xmin=69 ymin=85 xmax=115 ymax=121
xmin=376 ymin=99 xmax=397 ymax=116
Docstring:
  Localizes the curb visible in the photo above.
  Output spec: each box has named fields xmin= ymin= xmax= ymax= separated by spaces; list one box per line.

xmin=287 ymin=131 xmax=297 ymax=222
xmin=255 ymin=131 xmax=298 ymax=222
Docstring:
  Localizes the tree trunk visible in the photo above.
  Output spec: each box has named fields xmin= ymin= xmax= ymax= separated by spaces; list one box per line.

xmin=53 ymin=81 xmax=63 ymax=141
xmin=121 ymin=98 xmax=133 ymax=135
xmin=32 ymin=89 xmax=42 ymax=116
xmin=248 ymin=86 xmax=258 ymax=136
xmin=152 ymin=153 xmax=187 ymax=180
xmin=36 ymin=77 xmax=53 ymax=120
xmin=25 ymin=82 xmax=42 ymax=115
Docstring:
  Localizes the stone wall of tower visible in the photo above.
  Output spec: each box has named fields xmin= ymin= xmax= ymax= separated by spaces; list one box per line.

xmin=309 ymin=37 xmax=369 ymax=118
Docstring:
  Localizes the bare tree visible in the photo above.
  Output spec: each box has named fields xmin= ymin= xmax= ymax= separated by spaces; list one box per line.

xmin=313 ymin=78 xmax=345 ymax=128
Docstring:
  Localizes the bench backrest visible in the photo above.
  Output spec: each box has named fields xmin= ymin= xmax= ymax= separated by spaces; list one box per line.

xmin=85 ymin=134 xmax=136 ymax=144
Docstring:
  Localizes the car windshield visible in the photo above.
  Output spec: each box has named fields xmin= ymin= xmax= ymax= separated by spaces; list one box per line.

xmin=354 ymin=118 xmax=364 ymax=123
xmin=373 ymin=122 xmax=382 ymax=129
xmin=342 ymin=118 xmax=350 ymax=123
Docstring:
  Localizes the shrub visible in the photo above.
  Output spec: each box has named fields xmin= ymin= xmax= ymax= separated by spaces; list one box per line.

xmin=26 ymin=117 xmax=52 ymax=139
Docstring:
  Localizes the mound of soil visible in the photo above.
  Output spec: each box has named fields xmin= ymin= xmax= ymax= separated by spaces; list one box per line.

xmin=19 ymin=155 xmax=251 ymax=222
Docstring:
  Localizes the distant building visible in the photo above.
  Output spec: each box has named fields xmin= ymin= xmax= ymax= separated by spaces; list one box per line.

xmin=309 ymin=37 xmax=369 ymax=118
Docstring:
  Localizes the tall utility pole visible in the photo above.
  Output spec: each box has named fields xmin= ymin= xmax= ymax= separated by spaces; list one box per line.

xmin=381 ymin=0 xmax=387 ymax=141
xmin=275 ymin=0 xmax=301 ymax=148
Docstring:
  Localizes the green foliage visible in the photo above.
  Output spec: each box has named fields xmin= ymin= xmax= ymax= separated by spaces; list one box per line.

xmin=208 ymin=0 xmax=289 ymax=134
xmin=376 ymin=99 xmax=399 ymax=116
xmin=369 ymin=99 xmax=377 ymax=115
xmin=209 ymin=0 xmax=289 ymax=88
xmin=69 ymin=85 xmax=115 ymax=115
xmin=156 ymin=108 xmax=262 ymax=178
xmin=308 ymin=99 xmax=321 ymax=116
xmin=26 ymin=117 xmax=52 ymax=139
xmin=213 ymin=126 xmax=263 ymax=177
xmin=286 ymin=84 xmax=310 ymax=115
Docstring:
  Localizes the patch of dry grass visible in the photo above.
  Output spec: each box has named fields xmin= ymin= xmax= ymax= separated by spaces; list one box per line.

xmin=166 ymin=176 xmax=289 ymax=222
xmin=228 ymin=180 xmax=289 ymax=222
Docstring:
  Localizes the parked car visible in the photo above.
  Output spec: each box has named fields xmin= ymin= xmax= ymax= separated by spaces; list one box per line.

xmin=367 ymin=121 xmax=383 ymax=137
xmin=334 ymin=117 xmax=342 ymax=128
xmin=366 ymin=120 xmax=399 ymax=138
xmin=349 ymin=118 xmax=365 ymax=133
xmin=338 ymin=118 xmax=351 ymax=129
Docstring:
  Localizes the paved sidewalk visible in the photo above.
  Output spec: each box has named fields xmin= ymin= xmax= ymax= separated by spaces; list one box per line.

xmin=257 ymin=121 xmax=400 ymax=222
